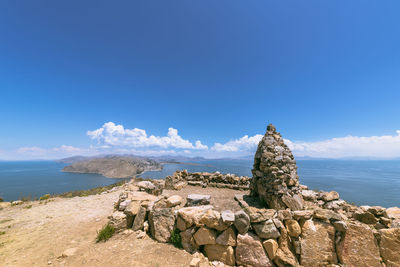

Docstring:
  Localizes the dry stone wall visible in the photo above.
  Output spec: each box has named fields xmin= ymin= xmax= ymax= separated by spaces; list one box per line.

xmin=107 ymin=124 xmax=400 ymax=267
xmin=166 ymin=170 xmax=250 ymax=191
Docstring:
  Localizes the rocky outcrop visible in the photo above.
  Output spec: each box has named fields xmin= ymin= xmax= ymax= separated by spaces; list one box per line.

xmin=250 ymin=124 xmax=304 ymax=210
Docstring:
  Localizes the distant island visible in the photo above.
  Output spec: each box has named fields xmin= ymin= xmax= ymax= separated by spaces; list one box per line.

xmin=61 ymin=155 xmax=162 ymax=178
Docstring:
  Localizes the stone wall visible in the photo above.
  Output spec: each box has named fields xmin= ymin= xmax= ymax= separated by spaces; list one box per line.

xmin=106 ymin=124 xmax=400 ymax=267
xmin=111 ymin=180 xmax=400 ymax=267
xmin=165 ymin=170 xmax=250 ymax=191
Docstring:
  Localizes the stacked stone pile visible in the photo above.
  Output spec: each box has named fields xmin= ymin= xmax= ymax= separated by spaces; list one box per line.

xmin=165 ymin=170 xmax=250 ymax=191
xmin=251 ymin=124 xmax=304 ymax=210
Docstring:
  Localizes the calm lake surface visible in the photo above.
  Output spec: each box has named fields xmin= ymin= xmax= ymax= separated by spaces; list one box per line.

xmin=0 ymin=161 xmax=126 ymax=202
xmin=1 ymin=159 xmax=400 ymax=207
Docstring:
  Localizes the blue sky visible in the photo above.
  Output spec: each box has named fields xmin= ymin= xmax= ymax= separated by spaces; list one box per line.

xmin=1 ymin=1 xmax=400 ymax=160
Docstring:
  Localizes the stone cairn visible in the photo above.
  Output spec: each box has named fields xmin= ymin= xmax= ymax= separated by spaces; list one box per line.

xmin=251 ymin=124 xmax=304 ymax=211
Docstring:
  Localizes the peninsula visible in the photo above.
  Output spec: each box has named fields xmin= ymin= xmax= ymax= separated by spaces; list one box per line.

xmin=62 ymin=156 xmax=161 ymax=178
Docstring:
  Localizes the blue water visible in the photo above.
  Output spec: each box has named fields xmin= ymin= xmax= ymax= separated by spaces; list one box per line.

xmin=140 ymin=159 xmax=400 ymax=208
xmin=1 ymin=160 xmax=400 ymax=207
xmin=0 ymin=161 xmax=126 ymax=202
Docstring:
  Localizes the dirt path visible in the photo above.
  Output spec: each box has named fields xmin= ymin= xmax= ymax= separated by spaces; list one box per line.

xmin=0 ymin=189 xmax=196 ymax=267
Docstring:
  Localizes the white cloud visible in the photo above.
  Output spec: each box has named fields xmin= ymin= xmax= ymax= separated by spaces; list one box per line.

xmin=211 ymin=134 xmax=263 ymax=152
xmin=87 ymin=122 xmax=207 ymax=150
xmin=5 ymin=123 xmax=400 ymax=160
xmin=285 ymin=131 xmax=400 ymax=158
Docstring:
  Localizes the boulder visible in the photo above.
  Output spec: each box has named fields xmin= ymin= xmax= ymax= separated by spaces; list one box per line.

xmin=137 ymin=181 xmax=156 ymax=191
xmin=263 ymin=239 xmax=278 ymax=260
xmin=132 ymin=205 xmax=147 ymax=231
xmin=118 ymin=199 xmax=131 ymax=211
xmin=332 ymin=220 xmax=347 ymax=232
xmin=180 ymin=227 xmax=199 ymax=253
xmin=324 ymin=200 xmax=345 ymax=210
xmin=109 ymin=211 xmax=127 ymax=231
xmin=274 ymin=227 xmax=299 ymax=267
xmin=336 ymin=222 xmax=382 ymax=267
xmin=301 ymin=190 xmax=318 ymax=201
xmin=186 ymin=194 xmax=211 ymax=206
xmin=216 ymin=227 xmax=236 ymax=246
xmin=244 ymin=206 xmax=275 ymax=223
xmin=221 ymin=210 xmax=235 ymax=224
xmin=193 ymin=227 xmax=217 ymax=245
xmin=320 ymin=191 xmax=340 ymax=202
xmin=379 ymin=228 xmax=400 ymax=267
xmin=166 ymin=195 xmax=182 ymax=208
xmin=313 ymin=209 xmax=341 ymax=222
xmin=253 ymin=219 xmax=281 ymax=239
xmin=204 ymin=245 xmax=235 ymax=266
xmin=198 ymin=209 xmax=228 ymax=231
xmin=276 ymin=209 xmax=292 ymax=221
xmin=292 ymin=210 xmax=314 ymax=220
xmin=236 ymin=233 xmax=273 ymax=267
xmin=177 ymin=205 xmax=213 ymax=227
xmin=234 ymin=210 xmax=250 ymax=234
xmin=148 ymin=208 xmax=175 ymax=243
xmin=300 ymin=220 xmax=337 ymax=267
xmin=354 ymin=210 xmax=378 ymax=224
xmin=285 ymin=219 xmax=301 ymax=237
xmin=176 ymin=216 xmax=188 ymax=231
xmin=387 ymin=207 xmax=400 ymax=220
xmin=282 ymin=193 xmax=304 ymax=211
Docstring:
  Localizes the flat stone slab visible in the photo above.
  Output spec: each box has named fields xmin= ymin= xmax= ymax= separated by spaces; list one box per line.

xmin=137 ymin=181 xmax=156 ymax=190
xmin=187 ymin=194 xmax=211 ymax=206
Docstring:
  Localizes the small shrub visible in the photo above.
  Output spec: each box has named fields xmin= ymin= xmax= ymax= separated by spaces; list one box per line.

xmin=170 ymin=228 xmax=182 ymax=249
xmin=0 ymin=231 xmax=5 ymax=235
xmin=0 ymin=197 xmax=3 ymax=202
xmin=96 ymin=224 xmax=115 ymax=243
xmin=24 ymin=205 xmax=32 ymax=209
xmin=39 ymin=194 xmax=51 ymax=201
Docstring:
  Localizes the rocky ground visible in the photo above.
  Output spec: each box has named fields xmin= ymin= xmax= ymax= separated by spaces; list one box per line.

xmin=0 ymin=188 xmax=205 ymax=267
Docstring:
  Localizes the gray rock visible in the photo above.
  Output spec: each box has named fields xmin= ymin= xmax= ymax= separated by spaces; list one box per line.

xmin=186 ymin=194 xmax=211 ymax=206
xmin=148 ymin=208 xmax=175 ymax=242
xmin=221 ymin=210 xmax=235 ymax=223
xmin=236 ymin=233 xmax=273 ymax=267
xmin=301 ymin=190 xmax=318 ymax=201
xmin=138 ymin=181 xmax=156 ymax=190
xmin=234 ymin=210 xmax=250 ymax=234
xmin=332 ymin=221 xmax=348 ymax=232
xmin=132 ymin=205 xmax=147 ymax=231
xmin=252 ymin=219 xmax=281 ymax=239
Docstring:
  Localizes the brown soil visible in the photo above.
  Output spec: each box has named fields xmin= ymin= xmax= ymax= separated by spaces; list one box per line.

xmin=0 ymin=184 xmax=247 ymax=267
xmin=0 ymin=189 xmax=196 ymax=267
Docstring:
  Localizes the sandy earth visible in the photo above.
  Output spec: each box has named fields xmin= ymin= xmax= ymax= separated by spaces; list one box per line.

xmin=0 ymin=189 xmax=197 ymax=267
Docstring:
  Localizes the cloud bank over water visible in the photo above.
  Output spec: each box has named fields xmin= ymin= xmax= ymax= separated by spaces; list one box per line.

xmin=3 ymin=122 xmax=400 ymax=160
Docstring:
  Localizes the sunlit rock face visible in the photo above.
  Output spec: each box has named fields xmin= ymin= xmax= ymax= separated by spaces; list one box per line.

xmin=250 ymin=124 xmax=304 ymax=210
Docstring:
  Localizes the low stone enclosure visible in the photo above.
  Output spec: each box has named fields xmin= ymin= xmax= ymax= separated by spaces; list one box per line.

xmin=108 ymin=124 xmax=400 ymax=267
